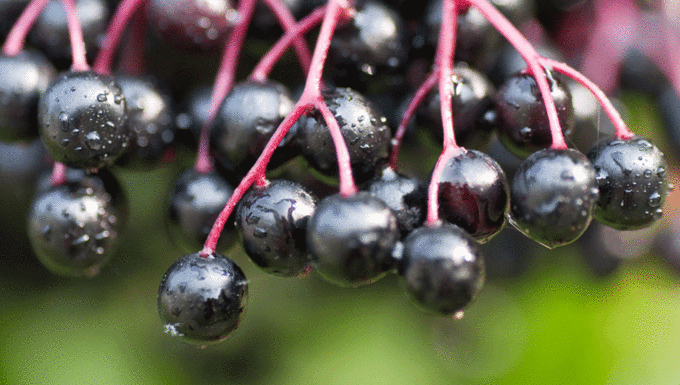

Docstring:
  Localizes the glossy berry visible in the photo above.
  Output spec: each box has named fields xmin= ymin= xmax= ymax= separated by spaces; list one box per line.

xmin=398 ymin=224 xmax=485 ymax=316
xmin=437 ymin=149 xmax=509 ymax=243
xmin=364 ymin=166 xmax=426 ymax=237
xmin=38 ymin=71 xmax=130 ymax=170
xmin=146 ymin=0 xmax=236 ymax=52
xmin=296 ymin=87 xmax=392 ymax=183
xmin=307 ymin=192 xmax=400 ymax=287
xmin=166 ymin=169 xmax=236 ymax=253
xmin=510 ymin=148 xmax=598 ymax=248
xmin=495 ymin=71 xmax=575 ymax=159
xmin=114 ymin=75 xmax=175 ymax=169
xmin=157 ymin=252 xmax=248 ymax=345
xmin=27 ymin=169 xmax=126 ymax=277
xmin=236 ymin=179 xmax=317 ymax=277
xmin=175 ymin=85 xmax=211 ymax=144
xmin=587 ymin=137 xmax=670 ymax=230
xmin=0 ymin=50 xmax=57 ymax=142
xmin=211 ymin=81 xmax=297 ymax=175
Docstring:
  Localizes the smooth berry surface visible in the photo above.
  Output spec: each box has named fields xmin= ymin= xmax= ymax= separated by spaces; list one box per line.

xmin=27 ymin=169 xmax=126 ymax=277
xmin=38 ymin=71 xmax=129 ymax=170
xmin=0 ymin=50 xmax=57 ymax=142
xmin=587 ymin=137 xmax=669 ymax=230
xmin=157 ymin=252 xmax=248 ymax=345
xmin=296 ymin=87 xmax=392 ymax=183
xmin=437 ymin=149 xmax=509 ymax=243
xmin=495 ymin=71 xmax=574 ymax=159
xmin=0 ymin=139 xmax=50 ymax=201
xmin=166 ymin=169 xmax=236 ymax=253
xmin=398 ymin=224 xmax=485 ymax=316
xmin=306 ymin=192 xmax=400 ymax=287
xmin=236 ymin=179 xmax=317 ymax=277
xmin=510 ymin=148 xmax=599 ymax=248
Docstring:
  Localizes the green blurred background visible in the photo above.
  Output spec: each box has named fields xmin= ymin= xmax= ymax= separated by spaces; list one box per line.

xmin=2 ymin=90 xmax=680 ymax=385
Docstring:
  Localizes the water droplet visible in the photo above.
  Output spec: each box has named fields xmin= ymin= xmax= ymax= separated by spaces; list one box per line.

xmin=95 ymin=230 xmax=110 ymax=240
xmin=85 ymin=131 xmax=102 ymax=150
xmin=96 ymin=93 xmax=107 ymax=102
xmin=253 ymin=228 xmax=267 ymax=238
xmin=560 ymin=170 xmax=573 ymax=180
xmin=454 ymin=311 xmax=465 ymax=320
xmin=648 ymin=191 xmax=661 ymax=207
xmin=58 ymin=112 xmax=70 ymax=132
xmin=519 ymin=127 xmax=532 ymax=141
xmin=644 ymin=169 xmax=652 ymax=178
xmin=61 ymin=138 xmax=70 ymax=147
xmin=72 ymin=234 xmax=90 ymax=245
xmin=41 ymin=225 xmax=52 ymax=240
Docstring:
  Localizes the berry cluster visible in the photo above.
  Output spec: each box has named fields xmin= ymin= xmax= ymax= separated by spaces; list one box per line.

xmin=0 ymin=0 xmax=677 ymax=348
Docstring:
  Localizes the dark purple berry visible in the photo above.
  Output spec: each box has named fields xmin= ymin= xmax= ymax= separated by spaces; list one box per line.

xmin=158 ymin=252 xmax=248 ymax=345
xmin=0 ymin=50 xmax=57 ymax=142
xmin=398 ymin=224 xmax=485 ymax=316
xmin=166 ymin=169 xmax=236 ymax=253
xmin=495 ymin=71 xmax=575 ymax=159
xmin=114 ymin=75 xmax=175 ymax=169
xmin=211 ymin=80 xmax=297 ymax=175
xmin=296 ymin=87 xmax=392 ymax=183
xmin=236 ymin=179 xmax=317 ymax=277
xmin=587 ymin=137 xmax=670 ymax=230
xmin=38 ymin=71 xmax=130 ymax=170
xmin=0 ymin=139 xmax=51 ymax=201
xmin=510 ymin=148 xmax=598 ymax=248
xmin=146 ymin=0 xmax=236 ymax=52
xmin=307 ymin=192 xmax=400 ymax=287
xmin=27 ymin=169 xmax=126 ymax=277
xmin=437 ymin=149 xmax=509 ymax=243
xmin=364 ymin=167 xmax=426 ymax=237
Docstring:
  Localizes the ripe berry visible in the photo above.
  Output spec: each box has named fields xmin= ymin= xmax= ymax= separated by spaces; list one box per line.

xmin=437 ymin=149 xmax=509 ymax=243
xmin=398 ymin=224 xmax=485 ymax=316
xmin=364 ymin=166 xmax=427 ymax=237
xmin=306 ymin=192 xmax=400 ymax=287
xmin=166 ymin=169 xmax=236 ymax=253
xmin=495 ymin=71 xmax=575 ymax=159
xmin=0 ymin=139 xmax=50 ymax=201
xmin=211 ymin=81 xmax=297 ymax=175
xmin=27 ymin=168 xmax=126 ymax=277
xmin=235 ymin=179 xmax=317 ymax=277
xmin=296 ymin=87 xmax=392 ymax=183
xmin=587 ymin=137 xmax=670 ymax=230
xmin=0 ymin=50 xmax=57 ymax=143
xmin=114 ymin=75 xmax=175 ymax=169
xmin=158 ymin=252 xmax=248 ymax=345
xmin=38 ymin=71 xmax=130 ymax=170
xmin=510 ymin=148 xmax=598 ymax=248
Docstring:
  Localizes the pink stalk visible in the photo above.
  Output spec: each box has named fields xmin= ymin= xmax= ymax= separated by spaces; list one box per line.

xmin=93 ymin=0 xmax=148 ymax=74
xmin=117 ymin=8 xmax=147 ymax=75
xmin=425 ymin=0 xmax=460 ymax=226
xmin=200 ymin=0 xmax=356 ymax=256
xmin=49 ymin=162 xmax=67 ymax=186
xmin=259 ymin=0 xmax=312 ymax=75
xmin=193 ymin=0 xmax=258 ymax=174
xmin=60 ymin=0 xmax=90 ymax=71
xmin=2 ymin=0 xmax=52 ymax=55
xmin=469 ymin=0 xmax=567 ymax=150
xmin=249 ymin=6 xmax=326 ymax=82
xmin=388 ymin=71 xmax=438 ymax=169
xmin=541 ymin=58 xmax=633 ymax=140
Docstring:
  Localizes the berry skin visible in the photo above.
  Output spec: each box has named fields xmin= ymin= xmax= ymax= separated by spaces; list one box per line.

xmin=494 ymin=71 xmax=575 ymax=159
xmin=0 ymin=50 xmax=57 ymax=142
xmin=27 ymin=169 xmax=126 ymax=277
xmin=211 ymin=81 xmax=297 ymax=175
xmin=166 ymin=169 xmax=236 ymax=253
xmin=235 ymin=180 xmax=317 ymax=277
xmin=0 ymin=139 xmax=51 ymax=202
xmin=296 ymin=87 xmax=392 ymax=183
xmin=437 ymin=149 xmax=509 ymax=243
xmin=306 ymin=192 xmax=400 ymax=287
xmin=364 ymin=166 xmax=427 ymax=237
xmin=398 ymin=224 xmax=485 ymax=316
xmin=510 ymin=148 xmax=599 ymax=248
xmin=157 ymin=252 xmax=248 ymax=345
xmin=587 ymin=137 xmax=670 ymax=230
xmin=38 ymin=71 xmax=130 ymax=170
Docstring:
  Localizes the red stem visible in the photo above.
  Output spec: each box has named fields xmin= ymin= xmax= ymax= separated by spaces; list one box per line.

xmin=60 ymin=0 xmax=90 ymax=71
xmin=388 ymin=71 xmax=438 ymax=169
xmin=49 ymin=162 xmax=67 ymax=186
xmin=93 ymin=0 xmax=148 ymax=74
xmin=541 ymin=58 xmax=633 ymax=140
xmin=117 ymin=8 xmax=147 ymax=75
xmin=249 ymin=6 xmax=326 ymax=82
xmin=469 ymin=0 xmax=567 ymax=150
xmin=194 ymin=0 xmax=258 ymax=174
xmin=1 ymin=0 xmax=52 ymax=56
xmin=259 ymin=0 xmax=312 ymax=75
